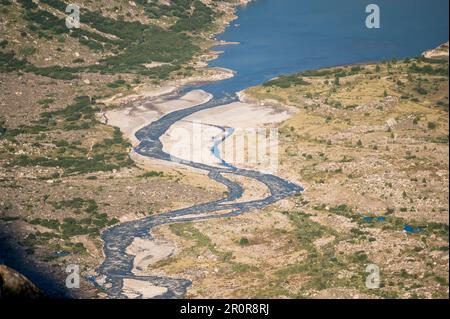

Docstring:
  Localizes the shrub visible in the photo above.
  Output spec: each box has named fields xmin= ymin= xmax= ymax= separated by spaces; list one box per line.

xmin=0 ymin=51 xmax=28 ymax=72
xmin=139 ymin=171 xmax=163 ymax=178
xmin=72 ymin=58 xmax=85 ymax=63
xmin=55 ymin=140 xmax=69 ymax=147
xmin=414 ymin=86 xmax=428 ymax=95
xmin=238 ymin=237 xmax=250 ymax=246
xmin=29 ymin=218 xmax=60 ymax=230
xmin=264 ymin=75 xmax=310 ymax=88
xmin=106 ymin=79 xmax=127 ymax=88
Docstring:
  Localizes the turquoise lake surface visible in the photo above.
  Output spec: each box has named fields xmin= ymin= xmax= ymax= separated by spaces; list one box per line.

xmin=200 ymin=0 xmax=449 ymax=97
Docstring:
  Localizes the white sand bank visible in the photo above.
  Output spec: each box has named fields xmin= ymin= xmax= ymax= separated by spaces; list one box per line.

xmin=122 ymin=279 xmax=168 ymax=299
xmin=161 ymin=101 xmax=295 ymax=171
xmin=104 ymin=90 xmax=212 ymax=146
xmin=126 ymin=237 xmax=175 ymax=276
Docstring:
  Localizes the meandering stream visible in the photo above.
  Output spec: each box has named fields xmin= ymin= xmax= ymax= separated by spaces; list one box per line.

xmin=93 ymin=0 xmax=448 ymax=298
xmin=93 ymin=93 xmax=303 ymax=298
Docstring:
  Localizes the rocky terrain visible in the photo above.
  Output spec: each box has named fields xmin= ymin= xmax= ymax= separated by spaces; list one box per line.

xmin=0 ymin=264 xmax=45 ymax=298
xmin=0 ymin=1 xmax=448 ymax=300
xmin=145 ymin=49 xmax=449 ymax=299
xmin=0 ymin=0 xmax=247 ymax=298
xmin=423 ymin=42 xmax=449 ymax=60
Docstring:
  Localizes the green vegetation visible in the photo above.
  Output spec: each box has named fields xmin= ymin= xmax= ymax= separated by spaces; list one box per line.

xmin=165 ymin=222 xmax=263 ymax=277
xmin=1 ymin=97 xmax=132 ymax=249
xmin=238 ymin=237 xmax=250 ymax=246
xmin=283 ymin=211 xmax=336 ymax=255
xmin=254 ymin=211 xmax=367 ymax=297
xmin=0 ymin=51 xmax=28 ymax=73
xmin=427 ymin=122 xmax=437 ymax=130
xmin=429 ymin=135 xmax=449 ymax=144
xmin=96 ymin=26 xmax=197 ymax=77
xmin=408 ymin=62 xmax=449 ymax=77
xmin=0 ymin=216 xmax=20 ymax=222
xmin=22 ymin=232 xmax=88 ymax=258
xmin=169 ymin=223 xmax=229 ymax=259
xmin=133 ymin=0 xmax=220 ymax=33
xmin=139 ymin=171 xmax=164 ymax=178
xmin=4 ymin=96 xmax=134 ymax=175
xmin=0 ymin=118 xmax=6 ymax=136
xmin=165 ymin=55 xmax=450 ymax=298
xmin=264 ymin=75 xmax=310 ymax=89
xmin=315 ymin=204 xmax=449 ymax=239
xmin=37 ymin=98 xmax=54 ymax=108
xmin=299 ymin=66 xmax=365 ymax=78
xmin=261 ymin=64 xmax=373 ymax=89
xmin=60 ymin=213 xmax=118 ymax=238
xmin=0 ymin=51 xmax=80 ymax=79
xmin=29 ymin=218 xmax=60 ymax=230
xmin=5 ymin=0 xmax=227 ymax=80
xmin=169 ymin=0 xmax=217 ymax=33
xmin=26 ymin=197 xmax=119 ymax=239
xmin=12 ymin=152 xmax=133 ymax=175
xmin=50 ymin=197 xmax=98 ymax=213
xmin=106 ymin=79 xmax=128 ymax=89
xmin=21 ymin=0 xmax=119 ymax=50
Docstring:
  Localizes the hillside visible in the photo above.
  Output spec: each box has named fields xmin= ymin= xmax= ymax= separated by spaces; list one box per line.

xmin=1 ymin=1 xmax=447 ymax=300
xmin=0 ymin=264 xmax=45 ymax=298
xmin=116 ymin=50 xmax=448 ymax=299
xmin=227 ymin=53 xmax=448 ymax=298
xmin=0 ymin=0 xmax=246 ymax=298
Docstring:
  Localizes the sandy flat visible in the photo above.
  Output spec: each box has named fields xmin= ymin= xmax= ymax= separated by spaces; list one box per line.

xmin=122 ymin=279 xmax=168 ymax=299
xmin=161 ymin=101 xmax=294 ymax=172
xmin=122 ymin=237 xmax=175 ymax=298
xmin=126 ymin=237 xmax=175 ymax=276
xmin=99 ymin=67 xmax=234 ymax=106
xmin=105 ymin=89 xmax=212 ymax=146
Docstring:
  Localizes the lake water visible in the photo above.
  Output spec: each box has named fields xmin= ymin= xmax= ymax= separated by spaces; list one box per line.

xmin=200 ymin=0 xmax=449 ymax=97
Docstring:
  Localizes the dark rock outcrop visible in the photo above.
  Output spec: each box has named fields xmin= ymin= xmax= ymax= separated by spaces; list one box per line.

xmin=0 ymin=264 xmax=45 ymax=299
